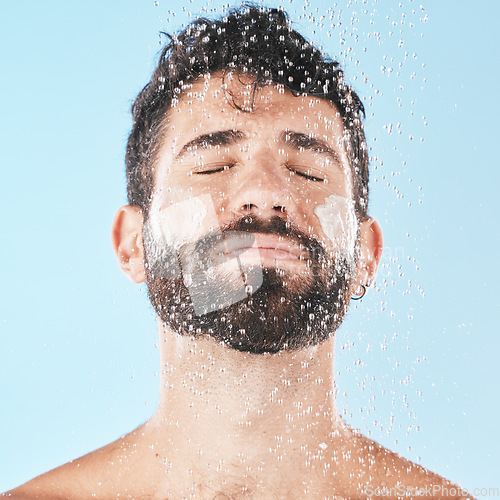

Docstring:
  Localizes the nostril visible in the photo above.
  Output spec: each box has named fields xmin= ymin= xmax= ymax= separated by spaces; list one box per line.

xmin=238 ymin=202 xmax=286 ymax=215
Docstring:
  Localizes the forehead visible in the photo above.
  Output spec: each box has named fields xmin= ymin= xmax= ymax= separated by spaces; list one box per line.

xmin=160 ymin=73 xmax=346 ymax=154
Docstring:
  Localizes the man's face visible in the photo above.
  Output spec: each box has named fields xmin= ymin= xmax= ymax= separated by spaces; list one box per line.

xmin=142 ymin=73 xmax=359 ymax=354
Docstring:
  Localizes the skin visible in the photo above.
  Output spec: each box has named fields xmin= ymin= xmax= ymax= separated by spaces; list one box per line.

xmin=3 ymin=75 xmax=471 ymax=499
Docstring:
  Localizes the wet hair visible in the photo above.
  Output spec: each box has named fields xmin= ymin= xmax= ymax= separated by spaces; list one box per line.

xmin=126 ymin=4 xmax=369 ymax=218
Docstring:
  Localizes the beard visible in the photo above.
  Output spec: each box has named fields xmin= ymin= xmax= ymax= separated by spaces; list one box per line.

xmin=142 ymin=214 xmax=357 ymax=354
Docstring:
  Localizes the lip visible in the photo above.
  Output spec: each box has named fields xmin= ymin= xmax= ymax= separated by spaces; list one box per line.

xmin=218 ymin=233 xmax=307 ymax=262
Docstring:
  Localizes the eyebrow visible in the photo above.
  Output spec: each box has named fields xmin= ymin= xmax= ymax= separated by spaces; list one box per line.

xmin=174 ymin=128 xmax=342 ymax=166
xmin=280 ymin=131 xmax=342 ymax=165
xmin=175 ymin=130 xmax=246 ymax=159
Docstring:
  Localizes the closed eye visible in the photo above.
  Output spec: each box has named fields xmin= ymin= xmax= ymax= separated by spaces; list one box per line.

xmin=194 ymin=163 xmax=235 ymax=175
xmin=287 ymin=166 xmax=325 ymax=182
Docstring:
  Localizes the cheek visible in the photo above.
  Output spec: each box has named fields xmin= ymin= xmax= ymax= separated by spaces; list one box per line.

xmin=148 ymin=193 xmax=220 ymax=249
xmin=313 ymin=194 xmax=357 ymax=256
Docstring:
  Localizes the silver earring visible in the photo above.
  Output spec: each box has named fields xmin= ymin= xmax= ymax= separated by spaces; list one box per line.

xmin=351 ymin=284 xmax=367 ymax=300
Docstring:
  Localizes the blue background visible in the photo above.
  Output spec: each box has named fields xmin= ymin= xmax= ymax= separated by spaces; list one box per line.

xmin=1 ymin=0 xmax=498 ymax=493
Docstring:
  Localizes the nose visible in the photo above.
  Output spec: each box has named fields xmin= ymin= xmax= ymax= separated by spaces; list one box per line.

xmin=225 ymin=154 xmax=291 ymax=219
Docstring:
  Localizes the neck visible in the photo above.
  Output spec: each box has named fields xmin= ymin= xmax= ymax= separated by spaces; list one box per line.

xmin=148 ymin=322 xmax=351 ymax=489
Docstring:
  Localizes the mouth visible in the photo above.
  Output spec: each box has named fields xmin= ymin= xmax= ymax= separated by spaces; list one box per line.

xmin=219 ymin=233 xmax=307 ymax=264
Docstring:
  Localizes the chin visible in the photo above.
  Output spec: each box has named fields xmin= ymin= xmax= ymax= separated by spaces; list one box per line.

xmin=146 ymin=260 xmax=354 ymax=354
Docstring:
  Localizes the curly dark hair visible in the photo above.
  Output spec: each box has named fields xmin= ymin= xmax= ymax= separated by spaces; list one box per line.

xmin=126 ymin=4 xmax=369 ymax=218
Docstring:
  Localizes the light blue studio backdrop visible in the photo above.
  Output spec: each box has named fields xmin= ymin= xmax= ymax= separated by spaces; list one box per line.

xmin=1 ymin=0 xmax=498 ymax=493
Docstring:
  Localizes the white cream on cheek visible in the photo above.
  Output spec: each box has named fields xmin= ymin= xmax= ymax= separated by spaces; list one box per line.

xmin=314 ymin=194 xmax=357 ymax=256
xmin=148 ymin=193 xmax=219 ymax=250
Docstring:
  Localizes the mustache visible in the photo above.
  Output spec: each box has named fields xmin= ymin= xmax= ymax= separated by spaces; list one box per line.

xmin=191 ymin=215 xmax=327 ymax=263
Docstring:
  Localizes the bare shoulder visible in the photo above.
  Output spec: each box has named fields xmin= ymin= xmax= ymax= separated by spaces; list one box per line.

xmin=352 ymin=431 xmax=474 ymax=499
xmin=1 ymin=443 xmax=118 ymax=500
xmin=1 ymin=423 xmax=154 ymax=500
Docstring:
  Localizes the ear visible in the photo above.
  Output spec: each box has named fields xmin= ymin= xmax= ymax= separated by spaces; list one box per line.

xmin=352 ymin=216 xmax=383 ymax=294
xmin=111 ymin=205 xmax=146 ymax=283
